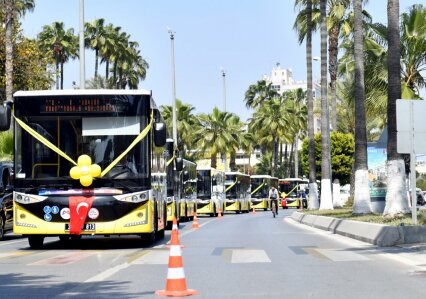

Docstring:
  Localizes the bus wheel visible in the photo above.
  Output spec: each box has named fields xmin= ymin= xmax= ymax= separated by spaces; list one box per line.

xmin=28 ymin=236 xmax=44 ymax=249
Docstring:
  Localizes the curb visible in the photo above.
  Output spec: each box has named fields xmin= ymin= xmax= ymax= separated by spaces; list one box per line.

xmin=291 ymin=211 xmax=426 ymax=247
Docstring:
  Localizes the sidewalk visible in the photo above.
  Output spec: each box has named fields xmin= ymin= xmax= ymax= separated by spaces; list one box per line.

xmin=289 ymin=211 xmax=426 ymax=271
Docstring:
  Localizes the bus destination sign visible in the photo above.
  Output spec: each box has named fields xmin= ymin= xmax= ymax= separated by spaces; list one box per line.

xmin=41 ymin=98 xmax=122 ymax=113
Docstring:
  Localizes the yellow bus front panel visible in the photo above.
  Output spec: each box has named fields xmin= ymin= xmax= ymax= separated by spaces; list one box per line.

xmin=167 ymin=200 xmax=177 ymax=223
xmin=196 ymin=201 xmax=214 ymax=215
xmin=225 ymin=200 xmax=240 ymax=212
xmin=13 ymin=200 xmax=158 ymax=236
xmin=251 ymin=198 xmax=269 ymax=210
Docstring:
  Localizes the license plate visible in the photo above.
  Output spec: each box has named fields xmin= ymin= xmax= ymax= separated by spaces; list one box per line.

xmin=65 ymin=223 xmax=96 ymax=231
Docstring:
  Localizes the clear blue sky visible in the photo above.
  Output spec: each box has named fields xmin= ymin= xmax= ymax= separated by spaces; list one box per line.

xmin=20 ymin=0 xmax=422 ymax=121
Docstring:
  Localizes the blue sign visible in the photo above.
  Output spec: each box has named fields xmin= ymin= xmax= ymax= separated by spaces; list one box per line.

xmin=44 ymin=214 xmax=52 ymax=222
xmin=51 ymin=206 xmax=59 ymax=214
xmin=43 ymin=206 xmax=52 ymax=214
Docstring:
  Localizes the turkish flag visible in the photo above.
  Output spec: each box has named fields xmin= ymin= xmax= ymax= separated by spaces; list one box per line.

xmin=69 ymin=196 xmax=94 ymax=235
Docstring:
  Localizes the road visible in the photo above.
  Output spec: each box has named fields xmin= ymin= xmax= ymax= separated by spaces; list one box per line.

xmin=0 ymin=210 xmax=424 ymax=299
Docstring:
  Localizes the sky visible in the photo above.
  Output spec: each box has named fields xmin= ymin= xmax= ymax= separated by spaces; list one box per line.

xmin=19 ymin=0 xmax=422 ymax=121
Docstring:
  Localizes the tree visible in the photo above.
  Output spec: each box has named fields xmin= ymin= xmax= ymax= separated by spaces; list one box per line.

xmin=384 ymin=0 xmax=410 ymax=217
xmin=2 ymin=0 xmax=34 ymax=103
xmin=244 ymin=80 xmax=279 ymax=109
xmin=352 ymin=0 xmax=372 ymax=214
xmin=194 ymin=108 xmax=235 ymax=169
xmin=294 ymin=0 xmax=320 ymax=209
xmin=85 ymin=18 xmax=106 ymax=79
xmin=37 ymin=22 xmax=78 ymax=89
xmin=301 ymin=132 xmax=354 ymax=185
xmin=160 ymin=99 xmax=198 ymax=156
xmin=319 ymin=0 xmax=333 ymax=210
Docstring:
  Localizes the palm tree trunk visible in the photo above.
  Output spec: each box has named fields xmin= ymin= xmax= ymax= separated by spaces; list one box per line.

xmin=352 ymin=0 xmax=372 ymax=215
xmin=4 ymin=0 xmax=14 ymax=103
xmin=230 ymin=152 xmax=236 ymax=171
xmin=289 ymin=142 xmax=294 ymax=176
xmin=95 ymin=48 xmax=99 ymax=79
xmin=60 ymin=60 xmax=64 ymax=90
xmin=211 ymin=152 xmax=217 ymax=169
xmin=319 ymin=0 xmax=333 ymax=210
xmin=307 ymin=0 xmax=319 ymax=209
xmin=295 ymin=133 xmax=299 ymax=178
xmin=384 ymin=0 xmax=410 ymax=216
xmin=328 ymin=26 xmax=340 ymax=132
xmin=55 ymin=56 xmax=60 ymax=90
xmin=105 ymin=59 xmax=109 ymax=80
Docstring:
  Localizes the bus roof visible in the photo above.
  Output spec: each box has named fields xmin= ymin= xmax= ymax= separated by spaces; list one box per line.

xmin=251 ymin=175 xmax=271 ymax=179
xmin=13 ymin=89 xmax=151 ymax=97
xmin=279 ymin=178 xmax=308 ymax=182
xmin=225 ymin=171 xmax=248 ymax=176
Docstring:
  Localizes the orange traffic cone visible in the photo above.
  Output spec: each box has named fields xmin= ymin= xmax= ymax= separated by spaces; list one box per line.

xmin=218 ymin=207 xmax=223 ymax=218
xmin=252 ymin=207 xmax=256 ymax=214
xmin=168 ymin=217 xmax=184 ymax=248
xmin=191 ymin=212 xmax=200 ymax=230
xmin=156 ymin=231 xmax=198 ymax=297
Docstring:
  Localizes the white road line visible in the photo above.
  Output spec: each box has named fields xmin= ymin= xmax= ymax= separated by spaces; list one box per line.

xmin=230 ymin=249 xmax=271 ymax=263
xmin=84 ymin=262 xmax=130 ymax=282
xmin=0 ymin=239 xmax=27 ymax=246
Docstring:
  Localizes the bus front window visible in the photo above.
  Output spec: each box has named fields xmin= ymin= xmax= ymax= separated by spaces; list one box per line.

xmin=197 ymin=170 xmax=211 ymax=199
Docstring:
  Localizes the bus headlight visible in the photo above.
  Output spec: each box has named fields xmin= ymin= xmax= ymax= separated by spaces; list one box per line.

xmin=114 ymin=191 xmax=149 ymax=203
xmin=14 ymin=192 xmax=47 ymax=204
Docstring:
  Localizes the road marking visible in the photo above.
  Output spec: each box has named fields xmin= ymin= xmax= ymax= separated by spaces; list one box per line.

xmin=131 ymin=250 xmax=169 ymax=265
xmin=304 ymin=248 xmax=330 ymax=260
xmin=85 ymin=262 xmax=130 ymax=282
xmin=0 ymin=239 xmax=27 ymax=246
xmin=315 ymin=249 xmax=371 ymax=262
xmin=0 ymin=250 xmax=37 ymax=259
xmin=30 ymin=252 xmax=94 ymax=265
xmin=230 ymin=249 xmax=271 ymax=263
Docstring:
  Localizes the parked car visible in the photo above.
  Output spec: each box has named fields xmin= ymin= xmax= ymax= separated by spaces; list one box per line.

xmin=0 ymin=162 xmax=13 ymax=240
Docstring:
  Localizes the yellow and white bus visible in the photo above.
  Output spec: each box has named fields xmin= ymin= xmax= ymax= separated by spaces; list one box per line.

xmin=179 ymin=159 xmax=197 ymax=221
xmin=196 ymin=167 xmax=225 ymax=216
xmin=224 ymin=172 xmax=250 ymax=213
xmin=250 ymin=175 xmax=278 ymax=210
xmin=0 ymin=90 xmax=168 ymax=248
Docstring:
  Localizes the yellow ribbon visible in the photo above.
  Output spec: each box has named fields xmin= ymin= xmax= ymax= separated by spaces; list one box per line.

xmin=13 ymin=113 xmax=77 ymax=166
xmin=101 ymin=113 xmax=153 ymax=177
xmin=251 ymin=181 xmax=265 ymax=195
xmin=225 ymin=179 xmax=238 ymax=192
xmin=166 ymin=153 xmax=176 ymax=167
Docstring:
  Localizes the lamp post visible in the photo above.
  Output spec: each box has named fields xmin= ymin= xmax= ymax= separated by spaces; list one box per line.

xmin=168 ymin=27 xmax=177 ymax=148
xmin=221 ymin=67 xmax=228 ymax=172
xmin=79 ymin=0 xmax=85 ymax=89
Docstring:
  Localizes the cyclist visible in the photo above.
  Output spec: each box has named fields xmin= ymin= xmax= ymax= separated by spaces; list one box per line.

xmin=269 ymin=186 xmax=279 ymax=215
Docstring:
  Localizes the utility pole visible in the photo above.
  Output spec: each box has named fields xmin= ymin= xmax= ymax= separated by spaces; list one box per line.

xmin=79 ymin=0 xmax=85 ymax=89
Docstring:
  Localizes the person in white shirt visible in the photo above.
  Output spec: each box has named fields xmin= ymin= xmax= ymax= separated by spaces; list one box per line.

xmin=268 ymin=186 xmax=279 ymax=215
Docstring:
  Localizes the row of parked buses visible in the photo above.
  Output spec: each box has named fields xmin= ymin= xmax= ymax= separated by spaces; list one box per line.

xmin=0 ymin=90 xmax=310 ymax=249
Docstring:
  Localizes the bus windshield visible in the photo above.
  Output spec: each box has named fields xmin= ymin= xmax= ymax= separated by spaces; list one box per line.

xmin=225 ymin=174 xmax=237 ymax=198
xmin=197 ymin=170 xmax=211 ymax=199
xmin=251 ymin=178 xmax=267 ymax=199
xmin=279 ymin=180 xmax=299 ymax=198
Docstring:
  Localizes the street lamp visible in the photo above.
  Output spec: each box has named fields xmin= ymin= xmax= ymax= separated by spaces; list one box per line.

xmin=168 ymin=27 xmax=177 ymax=148
xmin=221 ymin=67 xmax=228 ymax=172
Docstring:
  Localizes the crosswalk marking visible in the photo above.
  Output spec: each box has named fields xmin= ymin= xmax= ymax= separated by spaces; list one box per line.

xmin=30 ymin=251 xmax=95 ymax=265
xmin=315 ymin=249 xmax=370 ymax=262
xmin=131 ymin=249 xmax=169 ymax=265
xmin=230 ymin=249 xmax=271 ymax=263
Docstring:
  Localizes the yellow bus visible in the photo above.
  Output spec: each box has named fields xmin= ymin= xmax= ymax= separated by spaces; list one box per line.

xmin=279 ymin=178 xmax=309 ymax=209
xmin=179 ymin=159 xmax=197 ymax=221
xmin=224 ymin=172 xmax=250 ymax=213
xmin=250 ymin=175 xmax=278 ymax=210
xmin=196 ymin=167 xmax=225 ymax=216
xmin=0 ymin=90 xmax=168 ymax=248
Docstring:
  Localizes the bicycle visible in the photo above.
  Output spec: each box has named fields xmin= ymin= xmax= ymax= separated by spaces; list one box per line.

xmin=271 ymin=200 xmax=277 ymax=218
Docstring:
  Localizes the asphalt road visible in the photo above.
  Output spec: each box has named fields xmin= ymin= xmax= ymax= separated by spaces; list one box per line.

xmin=0 ymin=210 xmax=424 ymax=299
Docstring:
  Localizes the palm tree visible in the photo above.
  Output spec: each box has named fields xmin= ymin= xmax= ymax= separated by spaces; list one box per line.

xmin=101 ymin=23 xmax=121 ymax=82
xmin=295 ymin=0 xmax=320 ymax=209
xmin=226 ymin=115 xmax=247 ymax=171
xmin=85 ymin=18 xmax=106 ymax=79
xmin=194 ymin=108 xmax=235 ymax=169
xmin=319 ymin=0 xmax=333 ymax=210
xmin=384 ymin=0 xmax=410 ymax=217
xmin=352 ymin=0 xmax=372 ymax=214
xmin=160 ymin=99 xmax=198 ymax=155
xmin=244 ymin=80 xmax=279 ymax=109
xmin=249 ymin=99 xmax=290 ymax=177
xmin=37 ymin=22 xmax=78 ymax=89
xmin=3 ymin=0 xmax=35 ymax=103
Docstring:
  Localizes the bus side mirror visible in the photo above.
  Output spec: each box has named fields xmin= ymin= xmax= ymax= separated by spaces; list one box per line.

xmin=183 ymin=170 xmax=189 ymax=181
xmin=175 ymin=157 xmax=183 ymax=171
xmin=154 ymin=122 xmax=167 ymax=147
xmin=0 ymin=102 xmax=12 ymax=132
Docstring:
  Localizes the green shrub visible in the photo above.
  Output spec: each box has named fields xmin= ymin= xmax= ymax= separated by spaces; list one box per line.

xmin=0 ymin=131 xmax=13 ymax=161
